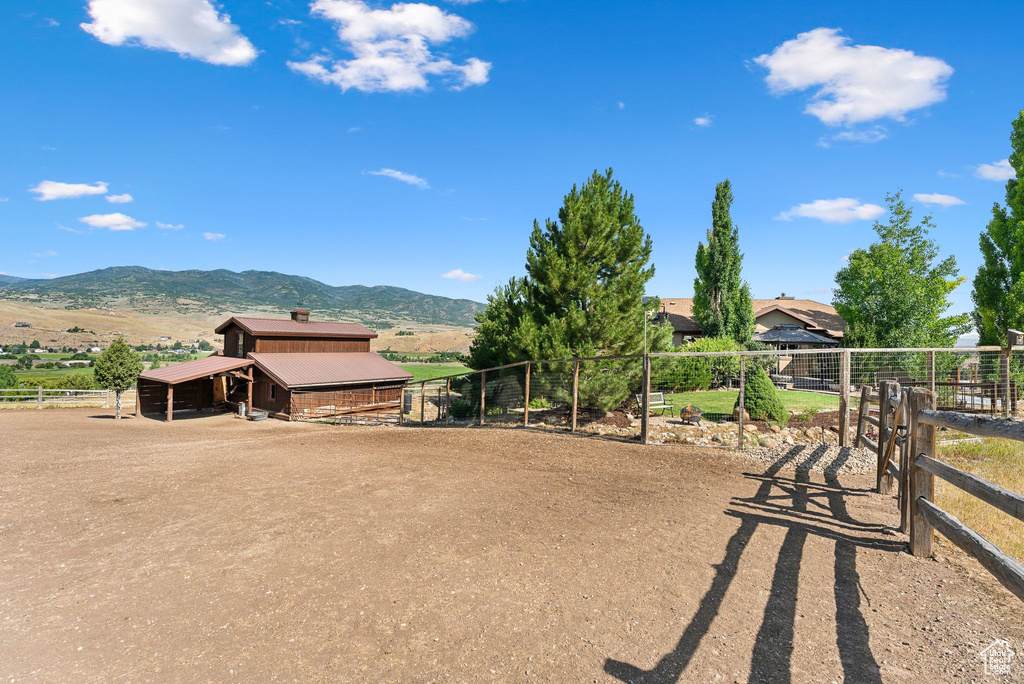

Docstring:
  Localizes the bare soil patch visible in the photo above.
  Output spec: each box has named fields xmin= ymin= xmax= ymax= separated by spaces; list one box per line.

xmin=0 ymin=410 xmax=1021 ymax=682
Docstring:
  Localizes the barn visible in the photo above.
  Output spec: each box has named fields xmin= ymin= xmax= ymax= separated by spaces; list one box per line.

xmin=136 ymin=309 xmax=412 ymax=421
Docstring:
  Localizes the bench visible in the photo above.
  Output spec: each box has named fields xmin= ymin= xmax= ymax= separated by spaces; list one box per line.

xmin=635 ymin=392 xmax=675 ymax=417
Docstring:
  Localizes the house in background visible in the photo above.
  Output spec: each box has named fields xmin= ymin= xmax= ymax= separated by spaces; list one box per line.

xmin=655 ymin=294 xmax=845 ymax=348
xmin=137 ymin=309 xmax=412 ymax=421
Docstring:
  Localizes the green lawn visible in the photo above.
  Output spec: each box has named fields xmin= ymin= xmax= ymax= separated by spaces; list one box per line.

xmin=399 ymin=364 xmax=470 ymax=382
xmin=663 ymin=388 xmax=843 ymax=418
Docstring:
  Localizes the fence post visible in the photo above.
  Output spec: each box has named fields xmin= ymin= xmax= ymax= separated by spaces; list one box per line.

xmin=479 ymin=371 xmax=486 ymax=426
xmin=37 ymin=386 xmax=42 ymax=409
xmin=898 ymin=390 xmax=910 ymax=533
xmin=445 ymin=379 xmax=451 ymax=425
xmin=420 ymin=381 xmax=426 ymax=425
xmin=640 ymin=355 xmax=650 ymax=445
xmin=877 ymin=380 xmax=893 ymax=494
xmin=909 ymin=388 xmax=935 ymax=557
xmin=854 ymin=385 xmax=869 ymax=447
xmin=1002 ymin=347 xmax=1012 ymax=418
xmin=523 ymin=362 xmax=531 ymax=427
xmin=105 ymin=389 xmax=110 ymax=408
xmin=437 ymin=385 xmax=442 ymax=421
xmin=571 ymin=359 xmax=580 ymax=433
xmin=135 ymin=389 xmax=141 ymax=418
xmin=738 ymin=356 xmax=746 ymax=450
xmin=839 ymin=350 xmax=850 ymax=447
xmin=927 ymin=351 xmax=936 ymax=397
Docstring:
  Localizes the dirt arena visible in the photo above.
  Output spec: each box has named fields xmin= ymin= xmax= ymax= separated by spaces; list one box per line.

xmin=1 ymin=409 xmax=1021 ymax=682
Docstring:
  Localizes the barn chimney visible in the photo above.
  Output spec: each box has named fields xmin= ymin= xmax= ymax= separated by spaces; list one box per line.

xmin=290 ymin=308 xmax=310 ymax=323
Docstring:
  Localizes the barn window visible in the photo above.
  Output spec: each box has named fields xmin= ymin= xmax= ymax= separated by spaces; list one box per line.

xmin=269 ymin=383 xmax=277 ymax=401
xmin=236 ymin=333 xmax=244 ymax=357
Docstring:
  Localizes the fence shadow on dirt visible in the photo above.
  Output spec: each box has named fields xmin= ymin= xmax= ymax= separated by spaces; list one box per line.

xmin=603 ymin=445 xmax=901 ymax=683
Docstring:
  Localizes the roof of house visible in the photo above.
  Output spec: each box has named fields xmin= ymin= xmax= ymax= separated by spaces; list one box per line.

xmin=139 ymin=354 xmax=254 ymax=385
xmin=753 ymin=325 xmax=839 ymax=346
xmin=214 ymin=316 xmax=377 ymax=339
xmin=656 ymin=297 xmax=845 ymax=338
xmin=249 ymin=352 xmax=412 ymax=389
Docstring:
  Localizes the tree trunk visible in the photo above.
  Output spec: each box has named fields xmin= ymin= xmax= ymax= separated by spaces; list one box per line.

xmin=115 ymin=390 xmax=122 ymax=420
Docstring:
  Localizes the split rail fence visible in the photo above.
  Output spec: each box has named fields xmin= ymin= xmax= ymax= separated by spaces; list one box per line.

xmin=0 ymin=388 xmax=137 ymax=409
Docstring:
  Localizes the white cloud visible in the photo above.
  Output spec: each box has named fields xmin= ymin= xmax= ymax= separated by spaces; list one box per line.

xmin=754 ymin=28 xmax=952 ymax=126
xmin=776 ymin=198 xmax=885 ymax=223
xmin=106 ymin=193 xmax=134 ymax=203
xmin=57 ymin=224 xmax=84 ymax=234
xmin=366 ymin=168 xmax=429 ymax=188
xmin=32 ymin=250 xmax=58 ymax=258
xmin=156 ymin=221 xmax=184 ymax=230
xmin=937 ymin=170 xmax=960 ymax=179
xmin=30 ymin=180 xmax=108 ymax=201
xmin=913 ymin=192 xmax=965 ymax=207
xmin=617 ymin=101 xmax=626 ymax=110
xmin=460 ymin=216 xmax=487 ymax=221
xmin=79 ymin=212 xmax=146 ymax=231
xmin=693 ymin=115 xmax=713 ymax=127
xmin=442 ymin=268 xmax=480 ymax=282
xmin=203 ymin=232 xmax=226 ymax=241
xmin=81 ymin=0 xmax=258 ymax=66
xmin=0 ymin=197 xmax=8 ymax=202
xmin=975 ymin=158 xmax=1014 ymax=182
xmin=288 ymin=0 xmax=490 ymax=93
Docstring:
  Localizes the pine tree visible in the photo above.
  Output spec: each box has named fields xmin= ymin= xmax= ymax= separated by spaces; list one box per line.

xmin=692 ymin=180 xmax=755 ymax=343
xmin=972 ymin=109 xmax=1024 ymax=345
xmin=93 ymin=337 xmax=143 ymax=420
xmin=834 ymin=191 xmax=969 ymax=347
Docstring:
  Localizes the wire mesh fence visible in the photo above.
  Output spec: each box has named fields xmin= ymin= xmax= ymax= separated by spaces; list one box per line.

xmin=391 ymin=345 xmax=1023 ymax=447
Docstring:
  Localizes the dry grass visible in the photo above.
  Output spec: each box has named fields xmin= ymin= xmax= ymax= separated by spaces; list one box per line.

xmin=935 ymin=437 xmax=1024 ymax=562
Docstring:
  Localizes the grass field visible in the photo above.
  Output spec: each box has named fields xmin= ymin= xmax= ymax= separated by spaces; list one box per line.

xmin=664 ymin=388 xmax=843 ymax=417
xmin=399 ymin=363 xmax=470 ymax=382
xmin=936 ymin=437 xmax=1024 ymax=562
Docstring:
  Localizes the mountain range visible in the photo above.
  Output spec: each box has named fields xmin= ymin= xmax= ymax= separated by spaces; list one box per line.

xmin=0 ymin=266 xmax=482 ymax=328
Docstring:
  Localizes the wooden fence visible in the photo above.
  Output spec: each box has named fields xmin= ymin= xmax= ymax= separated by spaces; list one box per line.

xmin=870 ymin=384 xmax=1024 ymax=602
xmin=0 ymin=388 xmax=137 ymax=408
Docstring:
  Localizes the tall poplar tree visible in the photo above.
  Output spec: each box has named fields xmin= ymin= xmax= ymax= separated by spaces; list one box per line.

xmin=972 ymin=109 xmax=1024 ymax=345
xmin=692 ymin=180 xmax=755 ymax=343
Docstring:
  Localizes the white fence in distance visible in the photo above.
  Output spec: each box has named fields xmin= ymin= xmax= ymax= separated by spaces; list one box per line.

xmin=0 ymin=388 xmax=138 ymax=409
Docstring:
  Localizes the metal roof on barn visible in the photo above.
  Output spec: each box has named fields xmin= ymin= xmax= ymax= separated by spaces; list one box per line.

xmin=139 ymin=354 xmax=254 ymax=385
xmin=250 ymin=352 xmax=412 ymax=389
xmin=214 ymin=316 xmax=377 ymax=339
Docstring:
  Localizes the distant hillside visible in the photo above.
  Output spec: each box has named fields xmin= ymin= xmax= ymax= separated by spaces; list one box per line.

xmin=0 ymin=266 xmax=482 ymax=328
xmin=0 ymin=274 xmax=30 ymax=286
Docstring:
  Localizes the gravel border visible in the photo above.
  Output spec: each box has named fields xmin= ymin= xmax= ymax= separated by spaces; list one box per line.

xmin=736 ymin=443 xmax=877 ymax=476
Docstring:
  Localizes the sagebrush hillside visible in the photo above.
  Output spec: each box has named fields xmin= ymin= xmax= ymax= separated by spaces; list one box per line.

xmin=0 ymin=266 xmax=482 ymax=328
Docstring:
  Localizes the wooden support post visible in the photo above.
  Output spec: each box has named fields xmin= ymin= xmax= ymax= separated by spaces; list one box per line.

xmin=247 ymin=369 xmax=253 ymax=417
xmin=436 ymin=385 xmax=442 ymax=421
xmin=909 ymin=388 xmax=936 ymax=557
xmin=105 ymin=389 xmax=110 ymax=409
xmin=738 ymin=356 xmax=746 ymax=450
xmin=839 ymin=350 xmax=850 ymax=447
xmin=166 ymin=384 xmax=174 ymax=422
xmin=877 ymin=381 xmax=894 ymax=494
xmin=899 ymin=397 xmax=910 ymax=533
xmin=135 ymin=387 xmax=141 ymax=417
xmin=927 ymin=351 xmax=936 ymax=396
xmin=421 ymin=381 xmax=426 ymax=425
xmin=1002 ymin=348 xmax=1012 ymax=418
xmin=37 ymin=386 xmax=42 ymax=409
xmin=571 ymin=359 xmax=580 ymax=433
xmin=523 ymin=362 xmax=531 ymax=427
xmin=445 ymin=379 xmax=451 ymax=425
xmin=640 ymin=356 xmax=650 ymax=445
xmin=398 ymin=387 xmax=404 ymax=425
xmin=855 ymin=385 xmax=869 ymax=447
xmin=479 ymin=371 xmax=486 ymax=426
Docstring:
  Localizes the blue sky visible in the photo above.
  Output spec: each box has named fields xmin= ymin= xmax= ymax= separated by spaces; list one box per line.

xmin=2 ymin=1 xmax=1022 ymax=324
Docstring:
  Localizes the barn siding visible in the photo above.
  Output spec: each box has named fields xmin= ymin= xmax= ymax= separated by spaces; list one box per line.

xmin=137 ymin=378 xmax=215 ymax=417
xmin=253 ymin=337 xmax=370 ymax=353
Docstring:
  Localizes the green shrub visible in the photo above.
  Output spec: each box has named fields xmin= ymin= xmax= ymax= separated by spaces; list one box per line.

xmin=654 ymin=337 xmax=743 ymax=391
xmin=735 ymin=366 xmax=789 ymax=426
xmin=56 ymin=374 xmax=96 ymax=390
xmin=449 ymin=398 xmax=474 ymax=419
xmin=0 ymin=365 xmax=16 ymax=389
xmin=528 ymin=397 xmax=550 ymax=409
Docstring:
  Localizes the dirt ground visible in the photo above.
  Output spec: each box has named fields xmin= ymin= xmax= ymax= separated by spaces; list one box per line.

xmin=1 ymin=410 xmax=1021 ymax=682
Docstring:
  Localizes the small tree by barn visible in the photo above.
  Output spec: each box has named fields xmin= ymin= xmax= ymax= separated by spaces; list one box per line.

xmin=94 ymin=338 xmax=143 ymax=420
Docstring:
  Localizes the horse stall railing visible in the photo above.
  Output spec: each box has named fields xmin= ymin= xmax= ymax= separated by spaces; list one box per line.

xmin=906 ymin=387 xmax=1024 ymax=602
xmin=291 ymin=384 xmax=404 ymax=424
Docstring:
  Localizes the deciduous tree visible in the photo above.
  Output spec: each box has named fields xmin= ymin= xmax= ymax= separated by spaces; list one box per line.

xmin=834 ymin=191 xmax=969 ymax=347
xmin=972 ymin=109 xmax=1024 ymax=345
xmin=93 ymin=337 xmax=143 ymax=420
